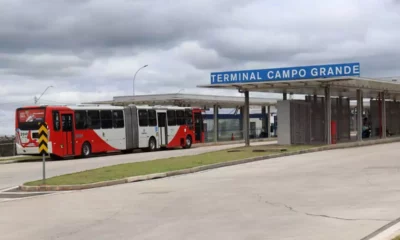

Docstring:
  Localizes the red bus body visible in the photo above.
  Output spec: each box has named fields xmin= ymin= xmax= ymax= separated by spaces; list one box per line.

xmin=15 ymin=104 xmax=205 ymax=159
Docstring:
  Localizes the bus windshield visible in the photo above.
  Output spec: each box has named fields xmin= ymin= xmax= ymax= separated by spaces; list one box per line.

xmin=17 ymin=108 xmax=46 ymax=130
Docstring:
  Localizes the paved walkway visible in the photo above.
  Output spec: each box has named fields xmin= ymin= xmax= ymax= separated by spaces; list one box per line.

xmin=1 ymin=142 xmax=400 ymax=239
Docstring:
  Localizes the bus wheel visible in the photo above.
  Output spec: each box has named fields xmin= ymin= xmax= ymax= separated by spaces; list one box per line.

xmin=81 ymin=142 xmax=92 ymax=157
xmin=148 ymin=137 xmax=156 ymax=151
xmin=183 ymin=135 xmax=192 ymax=149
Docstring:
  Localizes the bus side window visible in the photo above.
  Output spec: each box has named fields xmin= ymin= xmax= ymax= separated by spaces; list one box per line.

xmin=148 ymin=110 xmax=157 ymax=126
xmin=185 ymin=109 xmax=193 ymax=128
xmin=138 ymin=110 xmax=148 ymax=126
xmin=167 ymin=110 xmax=176 ymax=126
xmin=176 ymin=110 xmax=185 ymax=125
xmin=87 ymin=110 xmax=100 ymax=129
xmin=52 ymin=111 xmax=60 ymax=131
xmin=100 ymin=110 xmax=113 ymax=129
xmin=75 ymin=110 xmax=87 ymax=130
xmin=112 ymin=110 xmax=124 ymax=128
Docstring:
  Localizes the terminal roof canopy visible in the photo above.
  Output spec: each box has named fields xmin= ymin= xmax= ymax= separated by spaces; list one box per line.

xmin=89 ymin=93 xmax=277 ymax=108
xmin=198 ymin=62 xmax=400 ymax=99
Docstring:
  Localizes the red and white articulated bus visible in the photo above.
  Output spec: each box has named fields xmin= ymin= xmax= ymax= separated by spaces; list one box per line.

xmin=15 ymin=104 xmax=205 ymax=159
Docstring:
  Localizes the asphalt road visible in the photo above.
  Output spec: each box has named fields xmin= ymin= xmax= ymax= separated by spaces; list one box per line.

xmin=0 ymin=141 xmax=275 ymax=190
xmin=2 ymin=142 xmax=400 ymax=239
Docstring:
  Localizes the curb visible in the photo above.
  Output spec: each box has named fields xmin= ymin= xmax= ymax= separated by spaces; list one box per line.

xmin=360 ymin=216 xmax=400 ymax=240
xmin=21 ymin=179 xmax=127 ymax=192
xmin=0 ymin=159 xmax=47 ymax=165
xmin=0 ymin=160 xmax=20 ymax=164
xmin=19 ymin=137 xmax=400 ymax=192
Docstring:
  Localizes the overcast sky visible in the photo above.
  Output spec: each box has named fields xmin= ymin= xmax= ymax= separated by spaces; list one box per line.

xmin=1 ymin=0 xmax=400 ymax=135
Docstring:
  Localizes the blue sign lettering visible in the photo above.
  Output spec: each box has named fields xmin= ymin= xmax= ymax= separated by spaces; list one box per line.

xmin=210 ymin=62 xmax=360 ymax=84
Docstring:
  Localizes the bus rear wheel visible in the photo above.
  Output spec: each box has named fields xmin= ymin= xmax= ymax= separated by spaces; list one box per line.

xmin=183 ymin=135 xmax=192 ymax=149
xmin=148 ymin=137 xmax=157 ymax=152
xmin=81 ymin=142 xmax=92 ymax=157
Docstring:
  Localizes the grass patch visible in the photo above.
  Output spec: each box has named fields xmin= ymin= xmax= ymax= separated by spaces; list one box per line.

xmin=392 ymin=236 xmax=400 ymax=240
xmin=24 ymin=144 xmax=318 ymax=186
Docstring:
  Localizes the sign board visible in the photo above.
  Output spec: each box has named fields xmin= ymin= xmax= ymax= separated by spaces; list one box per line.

xmin=38 ymin=122 xmax=48 ymax=155
xmin=210 ymin=62 xmax=360 ymax=84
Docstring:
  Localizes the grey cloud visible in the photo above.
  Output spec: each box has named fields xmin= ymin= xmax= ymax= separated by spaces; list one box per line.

xmin=194 ymin=0 xmax=400 ymax=72
xmin=176 ymin=42 xmax=241 ymax=70
xmin=0 ymin=0 xmax=257 ymax=78
xmin=0 ymin=0 xmax=253 ymax=54
xmin=0 ymin=53 xmax=90 ymax=77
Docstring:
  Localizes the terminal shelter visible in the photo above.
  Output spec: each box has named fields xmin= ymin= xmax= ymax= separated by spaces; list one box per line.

xmin=199 ymin=62 xmax=400 ymax=146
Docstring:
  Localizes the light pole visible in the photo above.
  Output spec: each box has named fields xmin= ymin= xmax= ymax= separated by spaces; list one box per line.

xmin=133 ymin=64 xmax=148 ymax=96
xmin=34 ymin=85 xmax=54 ymax=104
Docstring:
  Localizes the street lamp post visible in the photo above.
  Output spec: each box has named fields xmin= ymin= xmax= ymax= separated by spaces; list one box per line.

xmin=133 ymin=64 xmax=148 ymax=96
xmin=34 ymin=85 xmax=54 ymax=104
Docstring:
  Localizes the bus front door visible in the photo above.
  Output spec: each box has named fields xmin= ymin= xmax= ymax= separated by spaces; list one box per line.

xmin=157 ymin=112 xmax=168 ymax=147
xmin=61 ymin=113 xmax=74 ymax=156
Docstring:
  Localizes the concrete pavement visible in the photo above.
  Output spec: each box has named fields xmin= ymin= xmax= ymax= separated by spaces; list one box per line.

xmin=0 ymin=141 xmax=275 ymax=190
xmin=2 ymin=142 xmax=400 ymax=239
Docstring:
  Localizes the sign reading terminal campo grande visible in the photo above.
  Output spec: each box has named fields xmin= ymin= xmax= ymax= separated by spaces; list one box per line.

xmin=210 ymin=62 xmax=360 ymax=84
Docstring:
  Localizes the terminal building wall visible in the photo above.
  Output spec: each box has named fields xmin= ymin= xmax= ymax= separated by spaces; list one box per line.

xmin=386 ymin=101 xmax=400 ymax=136
xmin=330 ymin=97 xmax=351 ymax=142
xmin=277 ymin=97 xmax=351 ymax=145
xmin=369 ymin=100 xmax=380 ymax=137
xmin=370 ymin=100 xmax=400 ymax=137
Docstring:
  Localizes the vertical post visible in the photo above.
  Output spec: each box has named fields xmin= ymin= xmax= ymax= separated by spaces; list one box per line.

xmin=42 ymin=153 xmax=46 ymax=184
xmin=267 ymin=105 xmax=271 ymax=138
xmin=382 ymin=91 xmax=387 ymax=138
xmin=378 ymin=93 xmax=382 ymax=137
xmin=325 ymin=86 xmax=331 ymax=144
xmin=348 ymin=97 xmax=351 ymax=140
xmin=261 ymin=106 xmax=267 ymax=138
xmin=213 ymin=105 xmax=218 ymax=142
xmin=244 ymin=90 xmax=250 ymax=146
xmin=283 ymin=92 xmax=287 ymax=100
xmin=356 ymin=89 xmax=363 ymax=141
xmin=338 ymin=96 xmax=343 ymax=142
xmin=239 ymin=106 xmax=243 ymax=139
xmin=38 ymin=122 xmax=48 ymax=185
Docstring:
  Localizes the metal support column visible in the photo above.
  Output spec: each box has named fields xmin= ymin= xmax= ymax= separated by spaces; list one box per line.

xmin=283 ymin=92 xmax=287 ymax=100
xmin=261 ymin=106 xmax=267 ymax=137
xmin=213 ymin=104 xmax=219 ymax=142
xmin=239 ymin=106 xmax=243 ymax=139
xmin=267 ymin=105 xmax=271 ymax=138
xmin=348 ymin=97 xmax=351 ymax=140
xmin=244 ymin=90 xmax=250 ymax=146
xmin=325 ymin=86 xmax=331 ymax=144
xmin=382 ymin=91 xmax=387 ymax=138
xmin=356 ymin=89 xmax=363 ymax=141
